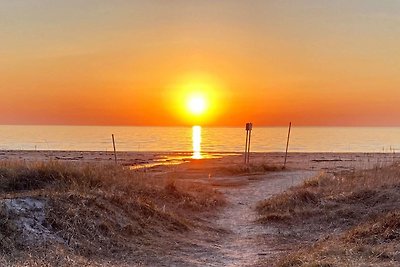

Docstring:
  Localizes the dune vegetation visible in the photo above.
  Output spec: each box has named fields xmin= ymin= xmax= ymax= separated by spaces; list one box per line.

xmin=0 ymin=160 xmax=224 ymax=266
xmin=257 ymin=163 xmax=400 ymax=266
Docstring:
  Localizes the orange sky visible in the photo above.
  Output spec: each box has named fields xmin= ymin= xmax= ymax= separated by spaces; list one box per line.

xmin=1 ymin=1 xmax=400 ymax=126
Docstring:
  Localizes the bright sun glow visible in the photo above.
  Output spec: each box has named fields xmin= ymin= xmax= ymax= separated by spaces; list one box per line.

xmin=188 ymin=96 xmax=206 ymax=115
xmin=167 ymin=73 xmax=226 ymax=125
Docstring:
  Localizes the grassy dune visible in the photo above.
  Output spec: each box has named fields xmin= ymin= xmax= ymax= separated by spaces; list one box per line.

xmin=0 ymin=161 xmax=224 ymax=266
xmin=257 ymin=164 xmax=400 ymax=266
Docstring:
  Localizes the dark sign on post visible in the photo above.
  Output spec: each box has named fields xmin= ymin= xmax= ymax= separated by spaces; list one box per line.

xmin=246 ymin=123 xmax=252 ymax=131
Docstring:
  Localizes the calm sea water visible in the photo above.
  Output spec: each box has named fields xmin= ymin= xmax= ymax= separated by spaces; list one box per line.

xmin=0 ymin=125 xmax=400 ymax=153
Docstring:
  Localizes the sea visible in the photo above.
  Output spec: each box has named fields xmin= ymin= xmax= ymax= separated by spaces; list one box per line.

xmin=1 ymin=125 xmax=400 ymax=154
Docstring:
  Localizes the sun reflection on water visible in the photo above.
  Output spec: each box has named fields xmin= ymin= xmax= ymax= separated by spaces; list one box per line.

xmin=192 ymin=126 xmax=202 ymax=159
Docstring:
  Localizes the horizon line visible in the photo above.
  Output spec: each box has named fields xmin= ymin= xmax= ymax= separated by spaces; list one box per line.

xmin=2 ymin=123 xmax=400 ymax=128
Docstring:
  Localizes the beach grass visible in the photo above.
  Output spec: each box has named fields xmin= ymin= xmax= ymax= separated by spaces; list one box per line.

xmin=0 ymin=160 xmax=224 ymax=266
xmin=257 ymin=163 xmax=400 ymax=266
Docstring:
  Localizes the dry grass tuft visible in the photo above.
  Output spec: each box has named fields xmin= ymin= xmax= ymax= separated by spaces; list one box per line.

xmin=0 ymin=160 xmax=224 ymax=265
xmin=0 ymin=204 xmax=20 ymax=253
xmin=257 ymin=188 xmax=320 ymax=223
xmin=218 ymin=162 xmax=282 ymax=176
xmin=344 ymin=211 xmax=400 ymax=245
xmin=257 ymin=163 xmax=400 ymax=266
xmin=164 ymin=178 xmax=225 ymax=210
xmin=277 ymin=212 xmax=400 ymax=267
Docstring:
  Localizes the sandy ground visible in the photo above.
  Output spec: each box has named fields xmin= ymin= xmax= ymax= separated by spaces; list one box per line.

xmin=137 ymin=152 xmax=397 ymax=266
xmin=1 ymin=150 xmax=398 ymax=171
xmin=1 ymin=150 xmax=398 ymax=266
xmin=195 ymin=171 xmax=316 ymax=267
xmin=159 ymin=152 xmax=398 ymax=266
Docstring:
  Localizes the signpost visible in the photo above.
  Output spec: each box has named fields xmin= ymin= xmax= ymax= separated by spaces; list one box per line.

xmin=244 ymin=122 xmax=253 ymax=164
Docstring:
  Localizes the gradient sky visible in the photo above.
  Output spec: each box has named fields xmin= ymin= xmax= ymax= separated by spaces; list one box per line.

xmin=1 ymin=0 xmax=400 ymax=126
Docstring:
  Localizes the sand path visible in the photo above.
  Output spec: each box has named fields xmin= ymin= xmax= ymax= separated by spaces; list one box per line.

xmin=191 ymin=170 xmax=317 ymax=267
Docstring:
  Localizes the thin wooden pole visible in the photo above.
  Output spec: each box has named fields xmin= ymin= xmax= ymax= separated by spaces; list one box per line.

xmin=244 ymin=128 xmax=249 ymax=164
xmin=112 ymin=134 xmax=117 ymax=164
xmin=247 ymin=126 xmax=252 ymax=164
xmin=284 ymin=122 xmax=292 ymax=168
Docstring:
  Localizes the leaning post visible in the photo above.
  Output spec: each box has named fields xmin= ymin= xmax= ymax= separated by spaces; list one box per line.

xmin=112 ymin=134 xmax=117 ymax=164
xmin=284 ymin=122 xmax=292 ymax=168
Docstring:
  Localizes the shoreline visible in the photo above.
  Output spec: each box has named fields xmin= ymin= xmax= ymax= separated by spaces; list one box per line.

xmin=1 ymin=150 xmax=399 ymax=173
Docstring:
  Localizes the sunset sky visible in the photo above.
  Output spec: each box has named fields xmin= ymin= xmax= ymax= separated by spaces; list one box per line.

xmin=1 ymin=1 xmax=400 ymax=126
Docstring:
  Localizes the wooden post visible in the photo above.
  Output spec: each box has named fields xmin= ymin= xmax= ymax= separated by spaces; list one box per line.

xmin=284 ymin=122 xmax=291 ymax=168
xmin=244 ymin=123 xmax=253 ymax=164
xmin=112 ymin=134 xmax=117 ymax=164
xmin=247 ymin=123 xmax=252 ymax=164
xmin=244 ymin=127 xmax=249 ymax=164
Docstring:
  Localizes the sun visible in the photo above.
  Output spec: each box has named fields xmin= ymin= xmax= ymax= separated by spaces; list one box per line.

xmin=166 ymin=72 xmax=226 ymax=124
xmin=187 ymin=95 xmax=206 ymax=115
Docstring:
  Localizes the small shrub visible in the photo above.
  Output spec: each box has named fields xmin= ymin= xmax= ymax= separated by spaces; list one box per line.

xmin=0 ymin=204 xmax=20 ymax=253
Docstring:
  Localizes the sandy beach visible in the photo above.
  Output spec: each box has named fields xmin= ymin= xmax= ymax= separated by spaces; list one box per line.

xmin=1 ymin=150 xmax=398 ymax=172
xmin=0 ymin=150 xmax=399 ymax=266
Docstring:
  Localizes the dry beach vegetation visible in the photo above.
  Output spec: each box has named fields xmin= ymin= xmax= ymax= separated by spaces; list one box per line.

xmin=0 ymin=152 xmax=399 ymax=266
xmin=257 ymin=163 xmax=400 ymax=266
xmin=0 ymin=160 xmax=224 ymax=266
